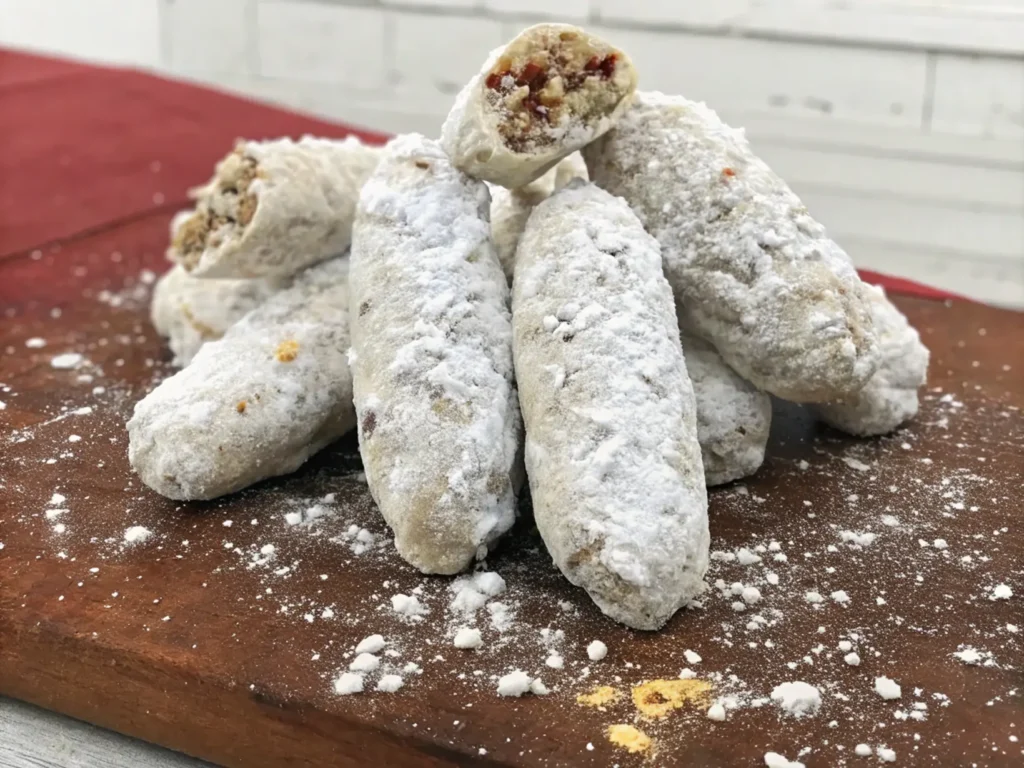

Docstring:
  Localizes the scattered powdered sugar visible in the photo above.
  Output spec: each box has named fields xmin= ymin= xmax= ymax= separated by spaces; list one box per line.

xmin=354 ymin=634 xmax=386 ymax=654
xmin=587 ymin=640 xmax=607 ymax=661
xmin=684 ymin=649 xmax=702 ymax=665
xmin=991 ymin=583 xmax=1013 ymax=600
xmin=123 ymin=526 xmax=152 ymax=544
xmin=496 ymin=670 xmax=534 ymax=697
xmin=770 ymin=682 xmax=821 ymax=717
xmin=333 ymin=673 xmax=364 ymax=695
xmin=764 ymin=751 xmax=805 ymax=768
xmin=391 ymin=593 xmax=429 ymax=621
xmin=349 ymin=653 xmax=380 ymax=672
xmin=707 ymin=702 xmax=727 ymax=721
xmin=453 ymin=627 xmax=483 ymax=650
xmin=376 ymin=674 xmax=404 ymax=693
xmin=50 ymin=353 xmax=85 ymax=369
xmin=874 ymin=676 xmax=902 ymax=700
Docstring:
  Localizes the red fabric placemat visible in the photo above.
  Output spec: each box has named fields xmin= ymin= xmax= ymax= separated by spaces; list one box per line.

xmin=0 ymin=48 xmax=962 ymax=303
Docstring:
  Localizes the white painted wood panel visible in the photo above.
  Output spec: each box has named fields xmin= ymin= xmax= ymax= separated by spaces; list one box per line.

xmin=391 ymin=12 xmax=504 ymax=113
xmin=483 ymin=0 xmax=591 ymax=20
xmin=164 ymin=0 xmax=254 ymax=76
xmin=0 ymin=0 xmax=161 ymax=66
xmin=931 ymin=54 xmax=1024 ymax=139
xmin=588 ymin=26 xmax=929 ymax=128
xmin=843 ymin=238 xmax=1024 ymax=308
xmin=736 ymin=113 xmax=1024 ymax=166
xmin=755 ymin=144 xmax=1024 ymax=210
xmin=804 ymin=190 xmax=1024 ymax=262
xmin=257 ymin=1 xmax=388 ymax=89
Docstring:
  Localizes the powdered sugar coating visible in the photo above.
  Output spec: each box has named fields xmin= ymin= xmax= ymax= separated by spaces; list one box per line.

xmin=584 ymin=92 xmax=880 ymax=403
xmin=128 ymin=257 xmax=355 ymax=500
xmin=150 ymin=265 xmax=285 ymax=366
xmin=349 ymin=134 xmax=522 ymax=575
xmin=489 ymin=172 xmax=555 ymax=284
xmin=813 ymin=284 xmax=929 ymax=435
xmin=512 ymin=181 xmax=709 ymax=630
xmin=681 ymin=331 xmax=771 ymax=486
xmin=441 ymin=24 xmax=637 ymax=190
xmin=172 ymin=136 xmax=381 ymax=279
xmin=490 ymin=157 xmax=591 ymax=284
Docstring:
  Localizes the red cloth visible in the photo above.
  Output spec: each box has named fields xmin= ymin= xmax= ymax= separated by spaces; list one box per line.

xmin=0 ymin=48 xmax=960 ymax=303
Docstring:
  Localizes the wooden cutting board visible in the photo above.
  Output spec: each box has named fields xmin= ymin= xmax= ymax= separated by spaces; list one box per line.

xmin=1 ymin=224 xmax=1022 ymax=767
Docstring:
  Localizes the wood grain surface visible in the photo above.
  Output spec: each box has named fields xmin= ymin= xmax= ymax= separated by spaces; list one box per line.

xmin=1 ymin=213 xmax=1021 ymax=767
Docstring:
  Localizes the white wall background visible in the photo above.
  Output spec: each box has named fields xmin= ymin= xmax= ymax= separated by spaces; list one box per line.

xmin=2 ymin=0 xmax=1023 ymax=306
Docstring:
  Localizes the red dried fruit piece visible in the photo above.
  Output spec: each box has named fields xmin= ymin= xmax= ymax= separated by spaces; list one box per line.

xmin=486 ymin=70 xmax=510 ymax=90
xmin=517 ymin=61 xmax=547 ymax=91
xmin=722 ymin=167 xmax=736 ymax=177
xmin=584 ymin=55 xmax=602 ymax=72
xmin=598 ymin=54 xmax=617 ymax=79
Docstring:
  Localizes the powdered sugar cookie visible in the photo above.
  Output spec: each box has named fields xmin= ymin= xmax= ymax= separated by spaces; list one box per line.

xmin=490 ymin=156 xmax=589 ymax=284
xmin=513 ymin=181 xmax=709 ymax=630
xmin=128 ymin=256 xmax=355 ymax=500
xmin=149 ymin=265 xmax=285 ymax=367
xmin=813 ymin=285 xmax=928 ymax=436
xmin=681 ymin=331 xmax=771 ymax=486
xmin=171 ymin=136 xmax=380 ymax=279
xmin=584 ymin=92 xmax=880 ymax=403
xmin=349 ymin=134 xmax=522 ymax=575
xmin=441 ymin=24 xmax=637 ymax=190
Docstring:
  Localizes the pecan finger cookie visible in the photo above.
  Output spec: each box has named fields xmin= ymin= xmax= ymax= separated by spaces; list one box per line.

xmin=813 ymin=284 xmax=929 ymax=436
xmin=170 ymin=136 xmax=381 ymax=279
xmin=349 ymin=134 xmax=522 ymax=575
xmin=513 ymin=181 xmax=709 ymax=630
xmin=129 ymin=256 xmax=355 ymax=500
xmin=442 ymin=24 xmax=637 ymax=190
xmin=584 ymin=92 xmax=880 ymax=403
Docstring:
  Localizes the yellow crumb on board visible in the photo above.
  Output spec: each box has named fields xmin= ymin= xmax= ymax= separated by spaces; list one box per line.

xmin=631 ymin=678 xmax=713 ymax=719
xmin=275 ymin=339 xmax=299 ymax=362
xmin=606 ymin=724 xmax=652 ymax=754
xmin=576 ymin=685 xmax=623 ymax=708
xmin=236 ymin=401 xmax=247 ymax=413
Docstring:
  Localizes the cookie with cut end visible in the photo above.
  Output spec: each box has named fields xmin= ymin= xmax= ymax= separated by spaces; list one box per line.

xmin=170 ymin=136 xmax=381 ymax=279
xmin=442 ymin=24 xmax=636 ymax=190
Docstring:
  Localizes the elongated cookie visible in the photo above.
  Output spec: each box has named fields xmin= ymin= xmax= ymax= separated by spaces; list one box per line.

xmin=490 ymin=173 xmax=555 ymax=284
xmin=584 ymin=92 xmax=880 ymax=403
xmin=128 ymin=257 xmax=355 ymax=500
xmin=442 ymin=24 xmax=637 ymax=190
xmin=681 ymin=331 xmax=771 ymax=486
xmin=490 ymin=156 xmax=587 ymax=284
xmin=349 ymin=134 xmax=522 ymax=575
xmin=170 ymin=136 xmax=381 ymax=279
xmin=150 ymin=265 xmax=285 ymax=366
xmin=813 ymin=285 xmax=928 ymax=435
xmin=513 ymin=180 xmax=709 ymax=630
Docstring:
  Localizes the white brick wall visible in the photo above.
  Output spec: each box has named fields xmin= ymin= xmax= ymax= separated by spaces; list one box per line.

xmin=2 ymin=0 xmax=1022 ymax=306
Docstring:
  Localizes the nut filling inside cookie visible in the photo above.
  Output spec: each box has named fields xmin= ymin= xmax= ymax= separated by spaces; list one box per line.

xmin=173 ymin=149 xmax=260 ymax=269
xmin=484 ymin=30 xmax=630 ymax=153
